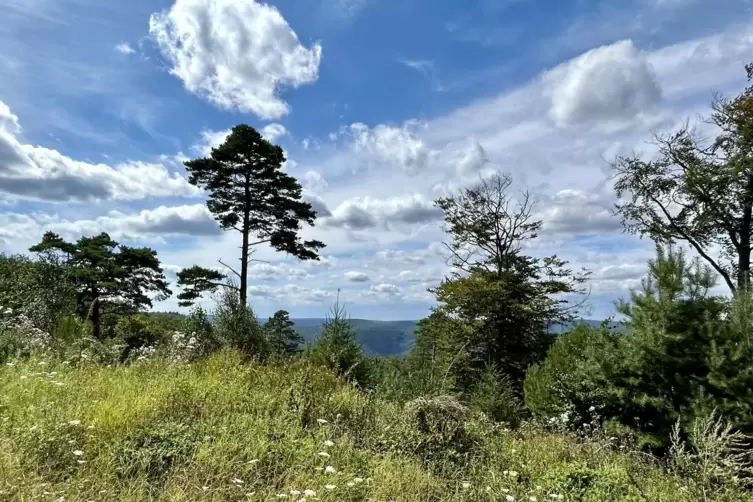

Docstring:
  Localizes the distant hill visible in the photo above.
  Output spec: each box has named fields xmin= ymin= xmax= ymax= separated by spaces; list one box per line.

xmin=285 ymin=317 xmax=626 ymax=356
xmin=152 ymin=313 xmax=624 ymax=356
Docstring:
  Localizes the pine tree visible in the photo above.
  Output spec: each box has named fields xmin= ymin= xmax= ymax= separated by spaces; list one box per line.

xmin=29 ymin=231 xmax=171 ymax=339
xmin=265 ymin=309 xmax=303 ymax=358
xmin=177 ymin=125 xmax=325 ymax=306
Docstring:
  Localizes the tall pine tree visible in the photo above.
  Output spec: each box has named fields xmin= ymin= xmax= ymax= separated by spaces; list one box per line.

xmin=177 ymin=125 xmax=325 ymax=306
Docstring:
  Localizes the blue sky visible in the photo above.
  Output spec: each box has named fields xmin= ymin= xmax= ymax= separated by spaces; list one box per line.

xmin=1 ymin=0 xmax=752 ymax=320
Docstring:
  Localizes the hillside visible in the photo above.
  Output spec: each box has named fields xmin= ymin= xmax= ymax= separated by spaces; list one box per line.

xmin=0 ymin=350 xmax=732 ymax=502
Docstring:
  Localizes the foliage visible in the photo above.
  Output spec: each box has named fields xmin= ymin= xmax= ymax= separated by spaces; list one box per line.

xmin=29 ymin=231 xmax=171 ymax=339
xmin=0 ymin=350 xmax=745 ymax=501
xmin=469 ymin=365 xmax=525 ymax=427
xmin=613 ymin=63 xmax=753 ymax=292
xmin=211 ymin=283 xmax=267 ymax=361
xmin=265 ymin=309 xmax=303 ymax=358
xmin=180 ymin=124 xmax=325 ymax=306
xmin=305 ymin=296 xmax=371 ymax=388
xmin=418 ymin=172 xmax=589 ymax=399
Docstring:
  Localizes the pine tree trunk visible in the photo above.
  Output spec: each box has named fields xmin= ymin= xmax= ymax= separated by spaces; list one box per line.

xmin=91 ymin=297 xmax=101 ymax=340
xmin=240 ymin=180 xmax=251 ymax=306
xmin=739 ymin=175 xmax=753 ymax=291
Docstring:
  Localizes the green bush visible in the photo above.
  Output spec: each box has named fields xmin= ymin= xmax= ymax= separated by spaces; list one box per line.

xmin=212 ymin=286 xmax=267 ymax=361
xmin=469 ymin=365 xmax=525 ymax=427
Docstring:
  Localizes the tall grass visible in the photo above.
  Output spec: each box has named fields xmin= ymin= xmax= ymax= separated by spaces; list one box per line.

xmin=0 ymin=351 xmax=748 ymax=501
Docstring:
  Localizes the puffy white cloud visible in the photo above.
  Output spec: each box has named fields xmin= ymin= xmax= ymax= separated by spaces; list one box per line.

xmin=0 ymin=101 xmax=199 ymax=203
xmin=344 ymin=271 xmax=370 ymax=282
xmin=324 ymin=194 xmax=442 ymax=230
xmin=0 ymin=204 xmax=219 ymax=244
xmin=303 ymin=191 xmax=332 ymax=218
xmin=149 ymin=0 xmax=322 ymax=119
xmin=302 ymin=170 xmax=328 ymax=192
xmin=545 ymin=40 xmax=662 ymax=127
xmin=539 ymin=189 xmax=622 ymax=236
xmin=346 ymin=122 xmax=433 ymax=174
xmin=261 ymin=123 xmax=288 ymax=142
xmin=114 ymin=42 xmax=136 ymax=55
xmin=453 ymin=139 xmax=489 ymax=176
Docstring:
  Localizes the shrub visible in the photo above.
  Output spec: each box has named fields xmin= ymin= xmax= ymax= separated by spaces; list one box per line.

xmin=469 ymin=365 xmax=525 ymax=427
xmin=305 ymin=296 xmax=371 ymax=388
xmin=212 ymin=285 xmax=267 ymax=361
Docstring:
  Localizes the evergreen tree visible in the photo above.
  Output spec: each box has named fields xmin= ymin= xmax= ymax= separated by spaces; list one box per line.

xmin=613 ymin=62 xmax=753 ymax=292
xmin=265 ymin=309 xmax=303 ymax=358
xmin=305 ymin=294 xmax=370 ymax=387
xmin=29 ymin=231 xmax=171 ymax=339
xmin=177 ymin=125 xmax=325 ymax=306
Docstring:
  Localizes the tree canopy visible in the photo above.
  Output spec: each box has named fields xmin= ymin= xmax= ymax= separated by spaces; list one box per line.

xmin=29 ymin=231 xmax=171 ymax=339
xmin=613 ymin=63 xmax=753 ymax=292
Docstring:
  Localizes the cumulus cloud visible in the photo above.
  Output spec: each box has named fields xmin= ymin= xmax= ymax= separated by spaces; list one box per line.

xmin=453 ymin=139 xmax=489 ymax=176
xmin=114 ymin=42 xmax=136 ymax=55
xmin=0 ymin=204 xmax=219 ymax=244
xmin=539 ymin=189 xmax=622 ymax=235
xmin=261 ymin=123 xmax=288 ymax=142
xmin=302 ymin=170 xmax=328 ymax=192
xmin=324 ymin=194 xmax=442 ymax=230
xmin=0 ymin=101 xmax=200 ymax=203
xmin=545 ymin=40 xmax=662 ymax=127
xmin=346 ymin=122 xmax=433 ymax=174
xmin=345 ymin=271 xmax=370 ymax=282
xmin=303 ymin=191 xmax=332 ymax=217
xmin=149 ymin=0 xmax=322 ymax=119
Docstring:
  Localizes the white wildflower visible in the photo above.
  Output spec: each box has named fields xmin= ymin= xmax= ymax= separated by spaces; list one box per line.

xmin=317 ymin=451 xmax=330 ymax=458
xmin=324 ymin=484 xmax=336 ymax=490
xmin=316 ymin=418 xmax=328 ymax=425
xmin=231 ymin=478 xmax=244 ymax=485
xmin=68 ymin=420 xmax=81 ymax=426
xmin=353 ymin=477 xmax=363 ymax=483
xmin=529 ymin=497 xmax=538 ymax=501
xmin=72 ymin=450 xmax=84 ymax=456
xmin=324 ymin=465 xmax=337 ymax=474
xmin=462 ymin=481 xmax=471 ymax=489
xmin=290 ymin=490 xmax=301 ymax=496
xmin=346 ymin=482 xmax=355 ymax=487
xmin=323 ymin=439 xmax=335 ymax=447
xmin=277 ymin=494 xmax=288 ymax=498
xmin=77 ymin=460 xmax=86 ymax=465
xmin=505 ymin=496 xmax=515 ymax=501
xmin=304 ymin=489 xmax=316 ymax=496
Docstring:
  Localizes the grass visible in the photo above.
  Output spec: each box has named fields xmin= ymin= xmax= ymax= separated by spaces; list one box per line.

xmin=0 ymin=350 xmax=748 ymax=501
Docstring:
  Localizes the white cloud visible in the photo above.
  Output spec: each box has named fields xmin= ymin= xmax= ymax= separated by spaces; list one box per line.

xmin=149 ymin=0 xmax=322 ymax=119
xmin=539 ymin=189 xmax=622 ymax=235
xmin=261 ymin=123 xmax=288 ymax=142
xmin=346 ymin=122 xmax=432 ymax=174
xmin=544 ymin=39 xmax=663 ymax=127
xmin=0 ymin=204 xmax=219 ymax=244
xmin=302 ymin=171 xmax=328 ymax=192
xmin=344 ymin=271 xmax=370 ymax=282
xmin=114 ymin=42 xmax=136 ymax=55
xmin=0 ymin=101 xmax=199 ymax=202
xmin=324 ymin=194 xmax=442 ymax=230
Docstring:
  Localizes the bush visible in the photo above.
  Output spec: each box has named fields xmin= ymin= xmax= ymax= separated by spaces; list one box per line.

xmin=469 ymin=365 xmax=525 ymax=427
xmin=212 ymin=285 xmax=267 ymax=361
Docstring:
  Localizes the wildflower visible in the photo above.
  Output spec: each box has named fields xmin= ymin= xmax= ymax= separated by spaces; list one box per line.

xmin=290 ymin=490 xmax=301 ymax=496
xmin=317 ymin=451 xmax=331 ymax=458
xmin=549 ymin=494 xmax=562 ymax=499
xmin=77 ymin=460 xmax=86 ymax=465
xmin=277 ymin=494 xmax=288 ymax=498
xmin=507 ymin=470 xmax=519 ymax=478
xmin=304 ymin=489 xmax=316 ymax=496
xmin=324 ymin=485 xmax=336 ymax=490
xmin=462 ymin=482 xmax=471 ymax=489
xmin=202 ymin=486 xmax=209 ymax=491
xmin=72 ymin=450 xmax=84 ymax=456
xmin=87 ymin=425 xmax=95 ymax=430
xmin=68 ymin=420 xmax=81 ymax=426
xmin=29 ymin=426 xmax=37 ymax=431
xmin=231 ymin=478 xmax=244 ymax=485
xmin=325 ymin=465 xmax=337 ymax=474
xmin=323 ymin=439 xmax=335 ymax=447
xmin=346 ymin=482 xmax=355 ymax=487
xmin=317 ymin=418 xmax=328 ymax=425
xmin=501 ymin=488 xmax=510 ymax=493
xmin=505 ymin=496 xmax=515 ymax=502
xmin=588 ymin=405 xmax=596 ymax=412
xmin=353 ymin=477 xmax=363 ymax=483
xmin=529 ymin=497 xmax=538 ymax=501
xmin=486 ymin=486 xmax=492 ymax=492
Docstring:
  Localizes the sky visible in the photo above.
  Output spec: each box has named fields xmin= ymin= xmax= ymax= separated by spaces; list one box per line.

xmin=1 ymin=0 xmax=752 ymax=320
